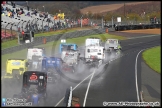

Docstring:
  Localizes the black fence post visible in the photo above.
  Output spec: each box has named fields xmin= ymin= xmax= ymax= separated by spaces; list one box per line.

xmin=42 ymin=18 xmax=45 ymax=32
xmin=10 ymin=22 xmax=15 ymax=39
xmin=17 ymin=20 xmax=23 ymax=32
xmin=31 ymin=18 xmax=35 ymax=25
xmin=26 ymin=20 xmax=30 ymax=31
xmin=5 ymin=22 xmax=11 ymax=39
xmin=34 ymin=18 xmax=39 ymax=33
xmin=22 ymin=21 xmax=27 ymax=31
xmin=48 ymin=21 xmax=50 ymax=31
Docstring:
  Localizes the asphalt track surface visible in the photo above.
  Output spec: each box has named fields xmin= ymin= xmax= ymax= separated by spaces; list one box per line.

xmin=1 ymin=34 xmax=160 ymax=107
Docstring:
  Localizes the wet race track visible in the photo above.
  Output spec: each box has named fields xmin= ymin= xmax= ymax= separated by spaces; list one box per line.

xmin=2 ymin=35 xmax=160 ymax=107
xmin=1 ymin=46 xmax=122 ymax=107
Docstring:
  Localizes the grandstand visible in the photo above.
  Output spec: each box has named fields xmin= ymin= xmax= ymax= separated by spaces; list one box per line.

xmin=1 ymin=1 xmax=70 ymax=40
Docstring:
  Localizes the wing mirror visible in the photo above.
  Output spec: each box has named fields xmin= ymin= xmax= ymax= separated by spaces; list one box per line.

xmin=26 ymin=62 xmax=29 ymax=67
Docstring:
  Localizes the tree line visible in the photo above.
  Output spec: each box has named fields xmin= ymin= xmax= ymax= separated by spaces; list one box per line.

xmin=23 ymin=1 xmax=160 ymax=21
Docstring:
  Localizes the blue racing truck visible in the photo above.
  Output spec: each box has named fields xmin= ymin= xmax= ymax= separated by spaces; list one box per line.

xmin=59 ymin=43 xmax=78 ymax=54
xmin=42 ymin=57 xmax=63 ymax=83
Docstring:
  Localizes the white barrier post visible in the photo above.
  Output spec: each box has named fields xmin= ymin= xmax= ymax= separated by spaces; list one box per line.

xmin=67 ymin=86 xmax=72 ymax=107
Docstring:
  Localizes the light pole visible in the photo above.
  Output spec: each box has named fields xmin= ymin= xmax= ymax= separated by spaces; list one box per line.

xmin=148 ymin=16 xmax=150 ymax=24
xmin=127 ymin=17 xmax=129 ymax=25
xmin=26 ymin=1 xmax=28 ymax=6
xmin=43 ymin=6 xmax=45 ymax=12
xmin=112 ymin=16 xmax=114 ymax=28
xmin=81 ymin=15 xmax=83 ymax=28
xmin=124 ymin=2 xmax=126 ymax=24
xmin=102 ymin=15 xmax=104 ymax=28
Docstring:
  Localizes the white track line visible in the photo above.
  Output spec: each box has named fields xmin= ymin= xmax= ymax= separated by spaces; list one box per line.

xmin=135 ymin=49 xmax=144 ymax=102
xmin=83 ymin=69 xmax=95 ymax=107
xmin=127 ymin=35 xmax=160 ymax=40
xmin=135 ymin=45 xmax=159 ymax=102
xmin=55 ymin=72 xmax=94 ymax=107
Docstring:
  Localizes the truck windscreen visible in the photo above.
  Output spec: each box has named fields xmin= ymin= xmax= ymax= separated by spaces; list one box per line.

xmin=11 ymin=61 xmax=21 ymax=66
xmin=109 ymin=40 xmax=117 ymax=44
xmin=62 ymin=45 xmax=74 ymax=51
xmin=90 ymin=49 xmax=98 ymax=52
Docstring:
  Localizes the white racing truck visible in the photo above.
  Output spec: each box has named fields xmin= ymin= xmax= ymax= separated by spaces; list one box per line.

xmin=105 ymin=39 xmax=122 ymax=53
xmin=83 ymin=37 xmax=105 ymax=67
xmin=85 ymin=37 xmax=103 ymax=46
xmin=27 ymin=47 xmax=46 ymax=70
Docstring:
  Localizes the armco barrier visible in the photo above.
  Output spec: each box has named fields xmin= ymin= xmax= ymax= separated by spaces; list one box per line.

xmin=115 ymin=24 xmax=161 ymax=31
xmin=2 ymin=28 xmax=107 ymax=55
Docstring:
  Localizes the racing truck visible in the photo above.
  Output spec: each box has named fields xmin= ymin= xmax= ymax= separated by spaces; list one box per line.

xmin=61 ymin=49 xmax=80 ymax=73
xmin=85 ymin=37 xmax=103 ymax=46
xmin=84 ymin=45 xmax=105 ymax=67
xmin=27 ymin=47 xmax=46 ymax=70
xmin=59 ymin=39 xmax=78 ymax=54
xmin=82 ymin=37 xmax=105 ymax=67
xmin=42 ymin=57 xmax=62 ymax=83
xmin=59 ymin=39 xmax=80 ymax=73
xmin=105 ymin=39 xmax=122 ymax=53
xmin=13 ymin=71 xmax=47 ymax=106
xmin=3 ymin=59 xmax=29 ymax=83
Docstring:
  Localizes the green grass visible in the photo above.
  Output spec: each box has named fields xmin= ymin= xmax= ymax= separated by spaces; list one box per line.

xmin=142 ymin=46 xmax=161 ymax=74
xmin=2 ymin=39 xmax=19 ymax=50
xmin=1 ymin=27 xmax=94 ymax=49
xmin=34 ymin=29 xmax=76 ymax=37
xmin=1 ymin=33 xmax=126 ymax=71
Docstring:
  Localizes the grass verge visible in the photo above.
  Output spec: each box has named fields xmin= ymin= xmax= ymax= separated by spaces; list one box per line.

xmin=2 ymin=39 xmax=19 ymax=50
xmin=1 ymin=33 xmax=126 ymax=71
xmin=1 ymin=26 xmax=95 ymax=49
xmin=142 ymin=46 xmax=161 ymax=74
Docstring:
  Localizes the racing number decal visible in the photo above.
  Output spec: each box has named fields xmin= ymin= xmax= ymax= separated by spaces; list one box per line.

xmin=30 ymin=75 xmax=38 ymax=80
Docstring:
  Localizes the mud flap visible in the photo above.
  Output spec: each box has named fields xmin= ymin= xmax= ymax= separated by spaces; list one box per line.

xmin=47 ymin=77 xmax=53 ymax=83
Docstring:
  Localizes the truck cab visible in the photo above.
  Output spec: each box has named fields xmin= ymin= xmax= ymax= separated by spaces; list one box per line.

xmin=59 ymin=43 xmax=78 ymax=54
xmin=85 ymin=46 xmax=105 ymax=62
xmin=85 ymin=37 xmax=102 ymax=47
xmin=5 ymin=59 xmax=29 ymax=79
xmin=21 ymin=71 xmax=47 ymax=106
xmin=42 ymin=57 xmax=63 ymax=71
xmin=27 ymin=47 xmax=46 ymax=69
xmin=105 ymin=39 xmax=122 ymax=52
